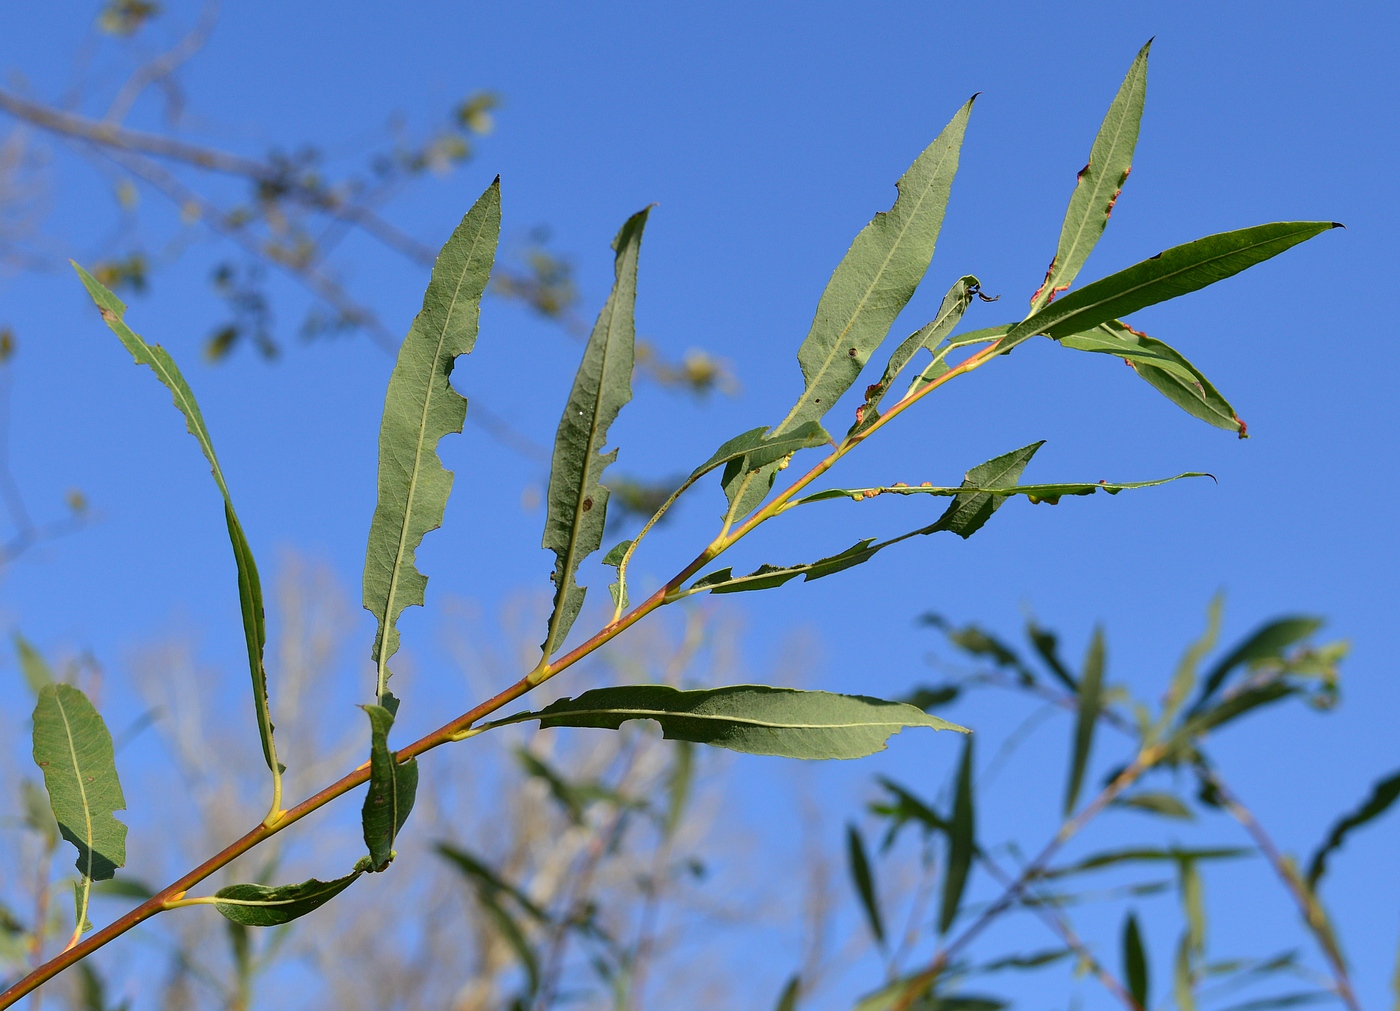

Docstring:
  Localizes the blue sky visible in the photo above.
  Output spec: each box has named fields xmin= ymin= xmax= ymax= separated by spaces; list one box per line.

xmin=2 ymin=1 xmax=1397 ymax=1007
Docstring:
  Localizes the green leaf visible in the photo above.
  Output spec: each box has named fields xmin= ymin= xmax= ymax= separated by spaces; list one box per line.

xmin=1154 ymin=596 xmax=1222 ymax=742
xmin=493 ymin=684 xmax=966 ymax=760
xmin=363 ymin=180 xmax=501 ymax=706
xmin=907 ymin=324 xmax=1012 ymax=395
xmin=922 ymin=614 xmax=1036 ymax=683
xmin=779 ymin=98 xmax=974 ymax=436
xmin=718 ymin=421 xmax=833 ymax=515
xmin=541 ymin=207 xmax=650 ymax=658
xmin=1113 ymin=791 xmax=1194 ymax=820
xmin=902 ymin=684 xmax=961 ymax=713
xmin=360 ymin=703 xmax=419 ymax=871
xmin=775 ymin=975 xmax=802 ymax=1011
xmin=871 ymin=777 xmax=951 ymax=849
xmin=797 ymin=471 xmax=1208 ymax=508
xmin=665 ymin=740 xmax=694 ymax=839
xmin=74 ymin=264 xmax=281 ymax=780
xmin=434 ymin=843 xmax=544 ymax=995
xmin=977 ymin=949 xmax=1073 ymax=973
xmin=1306 ymin=768 xmax=1400 ymax=889
xmin=1179 ymin=857 xmax=1206 ymax=955
xmin=853 ymin=275 xmax=982 ymax=434
xmin=939 ymin=734 xmax=975 ymax=934
xmin=928 ymin=442 xmax=1042 ymax=538
xmin=1041 ymin=847 xmax=1249 ymax=880
xmin=1060 ymin=320 xmax=1245 ymax=436
xmin=1191 ymin=616 xmax=1323 ymax=717
xmin=847 ymin=822 xmax=885 ymax=945
xmin=1000 ymin=222 xmax=1342 ymax=353
xmin=602 ymin=538 xmax=633 ymax=611
xmin=1065 ymin=627 xmax=1106 ymax=816
xmin=435 ymin=843 xmax=549 ymax=923
xmin=212 ymin=861 xmax=369 ymax=926
xmin=31 ymin=684 xmax=127 ymax=884
xmin=1167 ymin=683 xmax=1295 ymax=758
xmin=1032 ymin=41 xmax=1151 ymax=311
xmin=1123 ymin=911 xmax=1150 ymax=1011
xmin=1027 ymin=620 xmax=1077 ymax=692
xmin=692 ymin=538 xmax=881 ymax=594
xmin=21 ymin=779 xmax=59 ymax=851
xmin=1175 ymin=932 xmax=1197 ymax=1011
xmin=14 ymin=633 xmax=54 ymax=696
xmin=92 ymin=876 xmax=156 ymax=901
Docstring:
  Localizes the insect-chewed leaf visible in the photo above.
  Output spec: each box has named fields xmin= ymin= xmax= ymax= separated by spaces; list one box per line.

xmin=1306 ymin=767 xmax=1400 ymax=889
xmin=928 ymin=442 xmax=1042 ymax=538
xmin=31 ymin=684 xmax=127 ymax=882
xmin=496 ymin=684 xmax=966 ymax=760
xmin=1060 ymin=320 xmax=1245 ymax=436
xmin=540 ymin=208 xmax=650 ymax=659
xmin=939 ymin=734 xmax=975 ymax=934
xmin=14 ymin=632 xmax=54 ymax=696
xmin=1064 ymin=627 xmax=1105 ymax=816
xmin=364 ymin=180 xmax=501 ymax=706
xmin=846 ymin=822 xmax=884 ymax=945
xmin=797 ymin=471 xmax=1207 ymax=508
xmin=1123 ymin=911 xmax=1150 ymax=1011
xmin=360 ymin=704 xmax=419 ymax=871
xmin=74 ymin=264 xmax=281 ymax=779
xmin=1000 ymin=222 xmax=1341 ymax=354
xmin=1032 ymin=42 xmax=1150 ymax=312
xmin=212 ymin=860 xmax=370 ymax=927
xmin=853 ymin=275 xmax=981 ymax=434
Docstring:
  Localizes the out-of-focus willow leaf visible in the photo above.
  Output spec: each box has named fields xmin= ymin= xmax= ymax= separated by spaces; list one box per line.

xmin=541 ymin=208 xmax=649 ymax=659
xmin=1190 ymin=616 xmax=1323 ymax=718
xmin=1175 ymin=933 xmax=1197 ymax=1011
xmin=74 ymin=264 xmax=281 ymax=779
xmin=1113 ymin=791 xmax=1194 ymax=820
xmin=1032 ymin=42 xmax=1150 ymax=312
xmin=1154 ymin=596 xmax=1222 ymax=742
xmin=1306 ymin=768 xmax=1400 ymax=889
xmin=1064 ymin=627 xmax=1105 ymax=816
xmin=1027 ymin=620 xmax=1078 ymax=692
xmin=846 ymin=822 xmax=885 ymax=945
xmin=515 ymin=746 xmax=641 ymax=824
xmin=798 ymin=471 xmax=1208 ymax=508
xmin=1123 ymin=911 xmax=1150 ymax=1010
xmin=1042 ymin=846 xmax=1249 ymax=880
xmin=14 ymin=633 xmax=54 ymax=696
xmin=977 ymin=949 xmax=1072 ymax=973
xmin=922 ymin=614 xmax=1030 ymax=678
xmin=1167 ymin=683 xmax=1295 ymax=759
xmin=211 ymin=859 xmax=370 ymax=927
xmin=779 ymin=98 xmax=974 ymax=436
xmin=871 ymin=777 xmax=950 ymax=850
xmin=435 ymin=843 xmax=544 ymax=996
xmin=689 ymin=538 xmax=881 ymax=594
xmin=774 ymin=975 xmax=802 ymax=1011
xmin=1000 ymin=222 xmax=1341 ymax=354
xmin=490 ymin=684 xmax=965 ymax=760
xmin=435 ymin=843 xmax=549 ymax=923
xmin=31 ymin=683 xmax=127 ymax=939
xmin=360 ymin=703 xmax=419 ymax=871
xmin=1060 ymin=320 xmax=1245 ymax=436
xmin=902 ymin=684 xmax=961 ymax=713
xmin=940 ymin=735 xmax=975 ymax=934
xmin=1178 ymin=857 xmax=1206 ymax=955
xmin=92 ymin=876 xmax=156 ymax=901
xmin=665 ymin=740 xmax=694 ymax=839
xmin=853 ymin=275 xmax=981 ymax=434
xmin=855 ymin=980 xmax=1006 ymax=1011
xmin=364 ymin=180 xmax=500 ymax=707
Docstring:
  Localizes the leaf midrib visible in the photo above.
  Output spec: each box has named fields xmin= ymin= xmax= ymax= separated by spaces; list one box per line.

xmin=216 ymin=879 xmax=354 ymax=907
xmin=539 ymin=706 xmax=940 ymax=731
xmin=378 ymin=213 xmax=490 ymax=686
xmin=53 ymin=689 xmax=96 ymax=882
xmin=777 ymin=128 xmax=961 ymax=435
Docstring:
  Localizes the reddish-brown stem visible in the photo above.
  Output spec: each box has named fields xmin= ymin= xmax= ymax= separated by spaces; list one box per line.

xmin=0 ymin=339 xmax=1006 ymax=1007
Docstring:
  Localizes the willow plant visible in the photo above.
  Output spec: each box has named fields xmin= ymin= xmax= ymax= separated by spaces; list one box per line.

xmin=1 ymin=42 xmax=1340 ymax=1006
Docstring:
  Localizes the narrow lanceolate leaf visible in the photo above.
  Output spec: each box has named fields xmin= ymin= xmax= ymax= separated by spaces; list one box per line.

xmin=847 ymin=822 xmax=885 ymax=945
xmin=32 ymin=684 xmax=126 ymax=937
xmin=1306 ymin=768 xmax=1400 ymax=889
xmin=1189 ymin=615 xmax=1323 ymax=717
xmin=1041 ymin=847 xmax=1249 ymax=881
xmin=939 ymin=734 xmax=975 ymax=934
xmin=929 ymin=442 xmax=1042 ymax=538
xmin=1060 ymin=320 xmax=1245 ymax=436
xmin=780 ymin=97 xmax=974 ymax=435
xmin=360 ymin=704 xmax=419 ymax=871
xmin=75 ymin=264 xmax=281 ymax=779
xmin=1175 ymin=933 xmax=1197 ymax=1011
xmin=1064 ymin=627 xmax=1106 ymax=816
xmin=493 ymin=684 xmax=966 ymax=760
xmin=853 ymin=275 xmax=981 ymax=434
xmin=1154 ymin=596 xmax=1222 ymax=742
xmin=541 ymin=208 xmax=649 ymax=658
xmin=1113 ymin=791 xmax=1194 ymax=820
xmin=1000 ymin=222 xmax=1341 ymax=353
xmin=689 ymin=538 xmax=882 ymax=595
xmin=797 ymin=471 xmax=1208 ymax=507
xmin=212 ymin=861 xmax=369 ymax=927
xmin=14 ymin=633 xmax=54 ymax=696
xmin=774 ymin=975 xmax=802 ymax=1011
xmin=364 ymin=180 xmax=501 ymax=706
xmin=1123 ymin=912 xmax=1150 ymax=1011
xmin=1178 ymin=858 xmax=1206 ymax=954
xmin=1031 ymin=41 xmax=1151 ymax=312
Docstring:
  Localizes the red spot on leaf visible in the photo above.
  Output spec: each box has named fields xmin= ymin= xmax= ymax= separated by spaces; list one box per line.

xmin=1030 ymin=256 xmax=1057 ymax=306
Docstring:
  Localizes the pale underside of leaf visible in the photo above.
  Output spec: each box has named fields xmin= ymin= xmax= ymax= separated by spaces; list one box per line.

xmin=73 ymin=263 xmax=280 ymax=778
xmin=541 ymin=207 xmax=650 ymax=659
xmin=212 ymin=862 xmax=369 ymax=927
xmin=493 ymin=684 xmax=966 ymax=760
xmin=364 ymin=179 xmax=501 ymax=704
xmin=32 ymin=682 xmax=127 ymax=941
xmin=1032 ymin=41 xmax=1150 ymax=311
